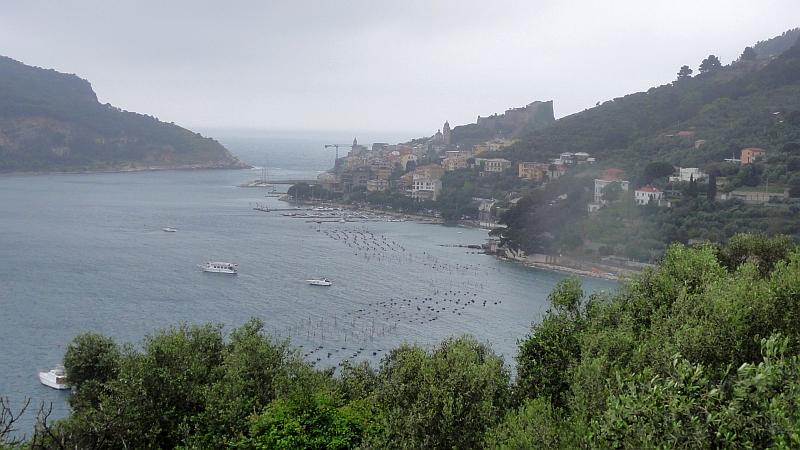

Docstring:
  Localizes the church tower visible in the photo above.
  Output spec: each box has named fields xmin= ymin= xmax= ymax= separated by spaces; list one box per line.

xmin=442 ymin=121 xmax=451 ymax=145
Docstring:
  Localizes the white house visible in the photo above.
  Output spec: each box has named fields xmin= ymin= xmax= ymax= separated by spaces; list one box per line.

xmin=670 ymin=167 xmax=706 ymax=182
xmin=477 ymin=158 xmax=512 ymax=174
xmin=635 ymin=187 xmax=664 ymax=205
xmin=411 ymin=174 xmax=442 ymax=201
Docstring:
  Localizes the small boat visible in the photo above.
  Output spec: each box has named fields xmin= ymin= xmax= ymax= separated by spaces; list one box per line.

xmin=163 ymin=227 xmax=177 ymax=232
xmin=202 ymin=262 xmax=238 ymax=274
xmin=306 ymin=278 xmax=332 ymax=286
xmin=39 ymin=364 xmax=70 ymax=390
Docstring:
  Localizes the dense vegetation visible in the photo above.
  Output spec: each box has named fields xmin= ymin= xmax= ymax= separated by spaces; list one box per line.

xmin=2 ymin=234 xmax=800 ymax=449
xmin=0 ymin=56 xmax=248 ymax=172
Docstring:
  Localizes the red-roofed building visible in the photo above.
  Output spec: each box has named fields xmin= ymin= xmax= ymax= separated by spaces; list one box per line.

xmin=602 ymin=168 xmax=625 ymax=181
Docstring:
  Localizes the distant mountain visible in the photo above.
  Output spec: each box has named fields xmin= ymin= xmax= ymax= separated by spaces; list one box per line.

xmin=0 ymin=56 xmax=250 ymax=173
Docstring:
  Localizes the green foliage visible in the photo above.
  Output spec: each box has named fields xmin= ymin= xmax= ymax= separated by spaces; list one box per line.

xmin=374 ymin=335 xmax=509 ymax=449
xmin=483 ymin=397 xmax=568 ymax=449
xmin=239 ymin=390 xmax=382 ymax=450
xmin=676 ymin=65 xmax=693 ymax=80
xmin=699 ymin=54 xmax=722 ymax=74
xmin=601 ymin=182 xmax=623 ymax=202
xmin=63 ymin=332 xmax=120 ymax=392
xmin=515 ymin=278 xmax=586 ymax=409
xmin=740 ymin=45 xmax=758 ymax=61
xmin=642 ymin=161 xmax=676 ymax=185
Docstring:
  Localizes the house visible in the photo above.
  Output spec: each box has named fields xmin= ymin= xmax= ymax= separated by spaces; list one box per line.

xmin=669 ymin=167 xmax=706 ymax=182
xmin=677 ymin=131 xmax=696 ymax=138
xmin=400 ymin=153 xmax=418 ymax=170
xmin=602 ymin=168 xmax=625 ymax=181
xmin=635 ymin=187 xmax=664 ymax=205
xmin=741 ymin=148 xmax=766 ymax=164
xmin=594 ymin=178 xmax=629 ymax=203
xmin=414 ymin=164 xmax=445 ymax=181
xmin=574 ymin=152 xmax=594 ymax=164
xmin=367 ymin=179 xmax=390 ymax=191
xmin=411 ymin=174 xmax=442 ymax=201
xmin=518 ymin=162 xmax=546 ymax=180
xmin=547 ymin=165 xmax=567 ymax=179
xmin=478 ymin=158 xmax=512 ymax=174
xmin=443 ymin=156 xmax=468 ymax=171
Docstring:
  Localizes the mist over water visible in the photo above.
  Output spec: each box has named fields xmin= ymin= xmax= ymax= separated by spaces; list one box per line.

xmin=0 ymin=133 xmax=615 ymax=435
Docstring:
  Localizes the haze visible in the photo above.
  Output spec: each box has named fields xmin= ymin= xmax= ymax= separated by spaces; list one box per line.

xmin=1 ymin=1 xmax=798 ymax=139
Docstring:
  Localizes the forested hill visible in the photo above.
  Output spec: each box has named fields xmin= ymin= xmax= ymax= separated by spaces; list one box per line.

xmin=0 ymin=56 xmax=250 ymax=173
xmin=500 ymin=31 xmax=800 ymax=171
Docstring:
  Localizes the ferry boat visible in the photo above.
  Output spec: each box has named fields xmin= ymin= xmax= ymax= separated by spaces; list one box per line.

xmin=202 ymin=262 xmax=238 ymax=274
xmin=306 ymin=278 xmax=331 ymax=286
xmin=39 ymin=364 xmax=70 ymax=390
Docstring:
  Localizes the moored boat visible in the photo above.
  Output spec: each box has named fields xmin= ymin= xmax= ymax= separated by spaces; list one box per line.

xmin=306 ymin=278 xmax=331 ymax=286
xmin=202 ymin=262 xmax=238 ymax=274
xmin=39 ymin=364 xmax=70 ymax=390
xmin=163 ymin=227 xmax=177 ymax=232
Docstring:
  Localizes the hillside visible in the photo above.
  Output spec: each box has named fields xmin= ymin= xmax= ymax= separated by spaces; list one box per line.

xmin=473 ymin=31 xmax=800 ymax=260
xmin=0 ymin=56 xmax=249 ymax=173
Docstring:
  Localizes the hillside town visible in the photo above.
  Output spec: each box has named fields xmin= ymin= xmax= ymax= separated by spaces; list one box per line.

xmin=310 ymin=121 xmax=784 ymax=223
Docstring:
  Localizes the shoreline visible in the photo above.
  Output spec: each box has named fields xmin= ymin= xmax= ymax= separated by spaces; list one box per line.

xmin=0 ymin=163 xmax=252 ymax=177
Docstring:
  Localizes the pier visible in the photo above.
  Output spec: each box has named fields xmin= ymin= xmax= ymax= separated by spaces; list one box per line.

xmin=239 ymin=179 xmax=318 ymax=187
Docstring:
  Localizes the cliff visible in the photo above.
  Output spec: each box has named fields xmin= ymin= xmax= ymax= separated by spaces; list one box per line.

xmin=0 ymin=56 xmax=250 ymax=173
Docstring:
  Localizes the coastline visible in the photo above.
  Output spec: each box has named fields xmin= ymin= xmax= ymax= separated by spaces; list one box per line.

xmin=277 ymin=198 xmax=636 ymax=282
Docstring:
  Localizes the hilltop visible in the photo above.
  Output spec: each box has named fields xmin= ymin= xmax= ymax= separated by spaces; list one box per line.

xmin=0 ymin=56 xmax=249 ymax=173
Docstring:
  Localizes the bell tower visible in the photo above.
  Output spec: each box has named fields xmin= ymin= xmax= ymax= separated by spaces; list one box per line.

xmin=442 ymin=121 xmax=451 ymax=145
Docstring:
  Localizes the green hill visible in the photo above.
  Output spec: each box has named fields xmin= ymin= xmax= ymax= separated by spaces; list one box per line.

xmin=0 ymin=56 xmax=249 ymax=173
xmin=476 ymin=30 xmax=800 ymax=259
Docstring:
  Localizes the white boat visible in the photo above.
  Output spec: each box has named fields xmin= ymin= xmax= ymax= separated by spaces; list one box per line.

xmin=39 ymin=364 xmax=70 ymax=390
xmin=306 ymin=278 xmax=331 ymax=286
xmin=202 ymin=262 xmax=238 ymax=274
xmin=163 ymin=227 xmax=177 ymax=232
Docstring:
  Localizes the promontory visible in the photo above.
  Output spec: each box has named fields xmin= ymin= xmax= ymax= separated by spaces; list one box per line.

xmin=0 ymin=56 xmax=250 ymax=173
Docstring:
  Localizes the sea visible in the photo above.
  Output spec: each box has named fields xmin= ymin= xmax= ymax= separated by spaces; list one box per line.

xmin=0 ymin=131 xmax=616 ymax=436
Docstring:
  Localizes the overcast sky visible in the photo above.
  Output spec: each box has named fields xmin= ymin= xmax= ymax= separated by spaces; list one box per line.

xmin=1 ymin=2 xmax=798 ymax=140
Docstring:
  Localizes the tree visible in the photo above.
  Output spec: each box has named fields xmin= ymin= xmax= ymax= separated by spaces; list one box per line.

xmin=601 ymin=182 xmax=623 ymax=203
xmin=643 ymin=161 xmax=676 ymax=185
xmin=699 ymin=54 xmax=722 ymax=73
xmin=687 ymin=174 xmax=698 ymax=199
xmin=516 ymin=278 xmax=586 ymax=409
xmin=707 ymin=173 xmax=717 ymax=200
xmin=374 ymin=335 xmax=509 ymax=449
xmin=63 ymin=332 xmax=121 ymax=392
xmin=676 ymin=65 xmax=693 ymax=80
xmin=740 ymin=46 xmax=757 ymax=61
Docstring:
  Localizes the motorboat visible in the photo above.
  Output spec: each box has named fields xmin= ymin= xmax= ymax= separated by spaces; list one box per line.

xmin=306 ymin=278 xmax=332 ymax=286
xmin=39 ymin=364 xmax=69 ymax=390
xmin=163 ymin=227 xmax=177 ymax=232
xmin=202 ymin=262 xmax=238 ymax=274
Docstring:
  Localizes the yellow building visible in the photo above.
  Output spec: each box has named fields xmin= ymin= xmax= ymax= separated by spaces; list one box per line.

xmin=518 ymin=162 xmax=545 ymax=180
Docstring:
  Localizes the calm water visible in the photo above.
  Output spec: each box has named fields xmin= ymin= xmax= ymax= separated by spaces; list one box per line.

xmin=0 ymin=134 xmax=615 ymax=434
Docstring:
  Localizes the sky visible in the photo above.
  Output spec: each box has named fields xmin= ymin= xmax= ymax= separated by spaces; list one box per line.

xmin=1 ymin=1 xmax=799 ymax=142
